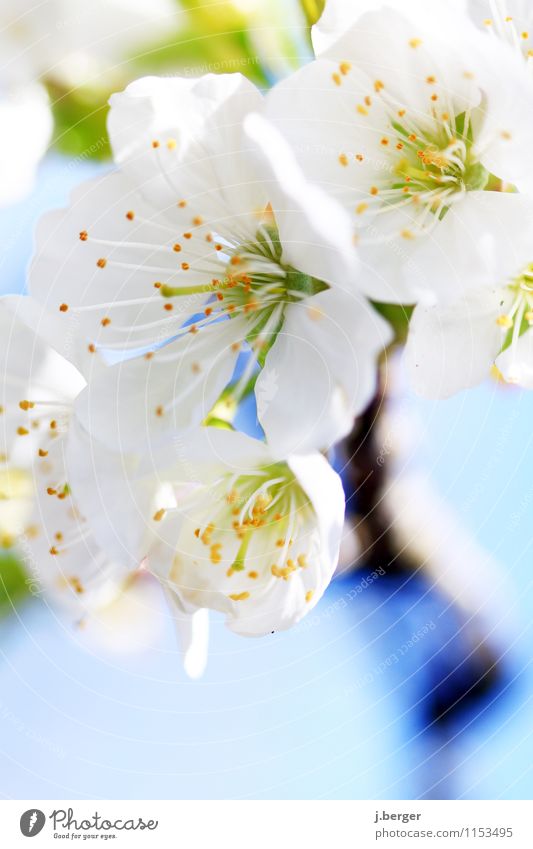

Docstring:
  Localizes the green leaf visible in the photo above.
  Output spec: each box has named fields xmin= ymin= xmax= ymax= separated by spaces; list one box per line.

xmin=372 ymin=301 xmax=414 ymax=347
xmin=0 ymin=551 xmax=29 ymax=618
xmin=286 ymin=269 xmax=329 ymax=298
xmin=48 ymin=80 xmax=112 ymax=160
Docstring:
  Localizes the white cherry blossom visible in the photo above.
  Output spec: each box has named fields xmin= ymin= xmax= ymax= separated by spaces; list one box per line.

xmin=68 ymin=424 xmax=346 ymax=637
xmin=31 ymin=74 xmax=390 ymax=455
xmin=262 ymin=2 xmax=533 ymax=305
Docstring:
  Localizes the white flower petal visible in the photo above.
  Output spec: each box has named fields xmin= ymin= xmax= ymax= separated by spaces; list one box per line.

xmin=163 ymin=425 xmax=273 ymax=480
xmin=468 ymin=35 xmax=533 ymax=190
xmin=464 ymin=1 xmax=533 ymax=186
xmin=164 ymin=591 xmax=209 ymax=679
xmin=22 ymin=432 xmax=132 ymax=620
xmin=264 ymin=56 xmax=391 ymax=214
xmin=312 ymin=0 xmax=468 ymax=56
xmin=64 ymin=418 xmax=156 ymax=571
xmin=406 ymin=192 xmax=533 ymax=305
xmin=256 ymin=288 xmax=391 ymax=454
xmin=1 ymin=294 xmax=97 ymax=379
xmin=75 ymin=317 xmax=244 ymax=451
xmin=109 ymin=74 xmax=267 ymax=227
xmin=404 ymin=289 xmax=505 ymax=398
xmin=0 ymin=298 xmax=84 ymax=468
xmin=244 ymin=112 xmax=359 ymax=290
xmin=287 ymin=452 xmax=346 ymax=574
xmin=82 ymin=572 xmax=165 ymax=654
xmin=29 ymin=169 xmax=215 ymax=352
xmin=314 ymin=7 xmax=481 ymax=121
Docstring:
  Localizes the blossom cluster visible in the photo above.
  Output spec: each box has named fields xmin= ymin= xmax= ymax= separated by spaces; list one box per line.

xmin=2 ymin=0 xmax=533 ymax=674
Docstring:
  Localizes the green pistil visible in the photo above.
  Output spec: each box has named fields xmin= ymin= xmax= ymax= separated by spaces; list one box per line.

xmin=228 ymin=531 xmax=252 ymax=574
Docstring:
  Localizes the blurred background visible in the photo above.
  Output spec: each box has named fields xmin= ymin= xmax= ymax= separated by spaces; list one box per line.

xmin=0 ymin=0 xmax=532 ymax=800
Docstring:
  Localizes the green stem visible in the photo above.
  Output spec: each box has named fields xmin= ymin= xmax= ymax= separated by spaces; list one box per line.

xmin=161 ymin=283 xmax=214 ymax=298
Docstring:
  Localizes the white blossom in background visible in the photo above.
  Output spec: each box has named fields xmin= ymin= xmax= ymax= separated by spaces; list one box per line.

xmin=262 ymin=1 xmax=533 ymax=305
xmin=0 ymin=0 xmax=177 ymax=87
xmin=31 ymin=73 xmax=390 ymax=456
xmin=0 ymin=22 xmax=51 ymax=206
xmin=404 ymin=193 xmax=533 ymax=395
xmin=67 ymin=424 xmax=345 ymax=638
xmin=0 ymin=0 xmax=177 ymax=206
xmin=0 ymin=85 xmax=52 ymax=208
xmin=0 ymin=298 xmax=84 ymax=547
xmin=0 ymin=298 xmax=117 ymax=603
xmin=0 ymin=299 xmax=166 ymax=653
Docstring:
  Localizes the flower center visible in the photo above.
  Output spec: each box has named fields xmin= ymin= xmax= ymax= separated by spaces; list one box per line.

xmin=160 ymin=223 xmax=328 ymax=367
xmin=192 ymin=462 xmax=314 ymax=584
xmin=391 ymin=112 xmax=488 ymax=198
xmin=162 ymin=224 xmax=327 ymax=323
xmin=333 ymin=61 xmax=508 ymax=241
xmin=358 ymin=110 xmax=492 ymax=239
